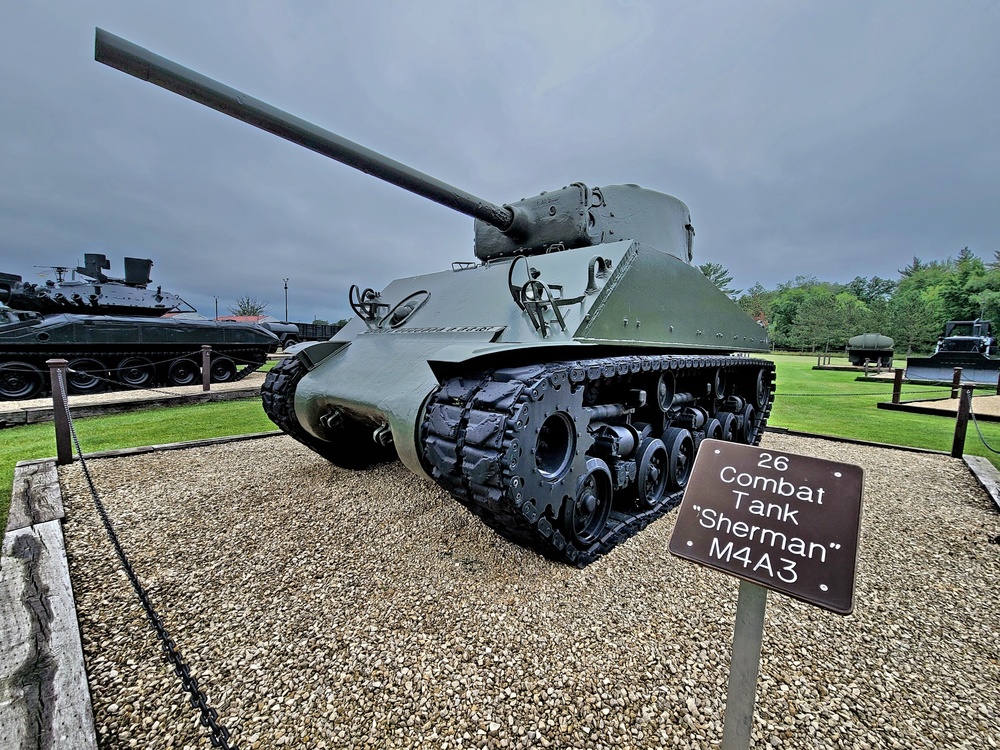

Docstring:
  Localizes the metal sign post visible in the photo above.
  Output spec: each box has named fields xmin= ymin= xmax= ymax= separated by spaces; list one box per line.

xmin=669 ymin=439 xmax=865 ymax=748
xmin=722 ymin=580 xmax=767 ymax=750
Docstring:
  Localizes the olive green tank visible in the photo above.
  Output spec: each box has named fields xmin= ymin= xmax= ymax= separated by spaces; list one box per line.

xmin=97 ymin=29 xmax=775 ymax=565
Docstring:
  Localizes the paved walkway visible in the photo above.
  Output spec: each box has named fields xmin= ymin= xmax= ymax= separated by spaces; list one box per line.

xmin=0 ymin=372 xmax=266 ymax=427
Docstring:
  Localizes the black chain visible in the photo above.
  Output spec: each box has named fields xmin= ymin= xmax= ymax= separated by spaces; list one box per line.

xmin=777 ymin=387 xmax=950 ymax=397
xmin=57 ymin=373 xmax=239 ymax=748
xmin=63 ymin=348 xmax=266 ymax=398
xmin=969 ymin=402 xmax=1000 ymax=455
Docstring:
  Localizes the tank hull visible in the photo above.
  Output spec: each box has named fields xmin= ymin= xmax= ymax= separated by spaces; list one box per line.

xmin=265 ymin=241 xmax=775 ymax=564
xmin=0 ymin=313 xmax=278 ymax=399
xmin=289 ymin=240 xmax=768 ymax=476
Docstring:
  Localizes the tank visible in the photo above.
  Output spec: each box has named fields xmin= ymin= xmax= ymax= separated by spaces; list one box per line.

xmin=845 ymin=333 xmax=894 ymax=367
xmin=0 ymin=253 xmax=193 ymax=316
xmin=0 ymin=253 xmax=279 ymax=400
xmin=96 ymin=29 xmax=776 ymax=565
xmin=906 ymin=319 xmax=1000 ymax=384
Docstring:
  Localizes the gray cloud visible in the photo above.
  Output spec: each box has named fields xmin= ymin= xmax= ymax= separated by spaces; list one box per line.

xmin=1 ymin=1 xmax=998 ymax=321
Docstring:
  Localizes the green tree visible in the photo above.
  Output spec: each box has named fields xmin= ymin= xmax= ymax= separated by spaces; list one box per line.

xmin=229 ymin=295 xmax=270 ymax=317
xmin=888 ymin=290 xmax=941 ymax=354
xmin=698 ymin=262 xmax=741 ymax=297
xmin=939 ymin=247 xmax=987 ymax=321
xmin=845 ymin=276 xmax=896 ymax=304
xmin=737 ymin=282 xmax=773 ymax=323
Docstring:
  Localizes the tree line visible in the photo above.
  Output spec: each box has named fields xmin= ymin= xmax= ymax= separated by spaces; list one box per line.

xmin=700 ymin=247 xmax=1000 ymax=355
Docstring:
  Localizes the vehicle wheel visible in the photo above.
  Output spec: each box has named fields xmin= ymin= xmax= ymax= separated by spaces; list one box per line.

xmin=0 ymin=361 xmax=44 ymax=400
xmin=740 ymin=404 xmax=757 ymax=443
xmin=753 ymin=368 xmax=772 ymax=409
xmin=634 ymin=437 xmax=668 ymax=509
xmin=116 ymin=356 xmax=155 ymax=388
xmin=703 ymin=417 xmax=723 ymax=442
xmin=67 ymin=358 xmax=109 ymax=394
xmin=717 ymin=412 xmax=739 ymax=442
xmin=561 ymin=457 xmax=613 ymax=547
xmin=166 ymin=358 xmax=200 ymax=386
xmin=663 ymin=426 xmax=695 ymax=490
xmin=209 ymin=356 xmax=237 ymax=383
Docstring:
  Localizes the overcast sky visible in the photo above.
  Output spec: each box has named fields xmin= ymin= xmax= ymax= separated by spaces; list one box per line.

xmin=2 ymin=1 xmax=998 ymax=323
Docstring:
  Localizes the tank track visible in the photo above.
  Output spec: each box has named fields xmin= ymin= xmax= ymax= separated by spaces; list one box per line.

xmin=0 ymin=346 xmax=268 ymax=400
xmin=421 ymin=354 xmax=775 ymax=566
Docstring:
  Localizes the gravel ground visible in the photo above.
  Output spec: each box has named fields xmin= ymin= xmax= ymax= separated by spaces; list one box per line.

xmin=59 ymin=433 xmax=1000 ymax=749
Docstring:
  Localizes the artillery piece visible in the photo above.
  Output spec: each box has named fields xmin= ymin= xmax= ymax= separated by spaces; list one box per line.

xmin=96 ymin=29 xmax=775 ymax=565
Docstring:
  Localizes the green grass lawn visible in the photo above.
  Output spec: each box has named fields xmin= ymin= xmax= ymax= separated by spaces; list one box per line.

xmin=767 ymin=353 xmax=1000 ymax=459
xmin=4 ymin=353 xmax=1000 ymax=531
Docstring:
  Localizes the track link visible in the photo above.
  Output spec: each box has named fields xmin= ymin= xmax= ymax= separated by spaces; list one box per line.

xmin=421 ymin=354 xmax=775 ymax=566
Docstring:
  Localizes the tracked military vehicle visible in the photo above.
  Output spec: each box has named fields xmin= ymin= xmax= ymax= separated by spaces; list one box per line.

xmin=0 ymin=253 xmax=278 ymax=400
xmin=97 ymin=29 xmax=776 ymax=565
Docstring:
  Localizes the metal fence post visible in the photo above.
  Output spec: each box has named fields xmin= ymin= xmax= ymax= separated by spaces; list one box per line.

xmin=951 ymin=367 xmax=963 ymax=399
xmin=201 ymin=345 xmax=211 ymax=392
xmin=951 ymin=384 xmax=974 ymax=458
xmin=47 ymin=358 xmax=73 ymax=465
xmin=892 ymin=368 xmax=903 ymax=404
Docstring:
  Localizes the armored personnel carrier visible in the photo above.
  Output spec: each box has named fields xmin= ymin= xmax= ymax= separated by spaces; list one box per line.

xmin=0 ymin=253 xmax=278 ymax=400
xmin=97 ymin=29 xmax=776 ymax=565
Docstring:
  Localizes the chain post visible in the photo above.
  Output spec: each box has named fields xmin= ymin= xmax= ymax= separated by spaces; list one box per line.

xmin=892 ymin=368 xmax=903 ymax=404
xmin=46 ymin=358 xmax=73 ymax=464
xmin=952 ymin=384 xmax=974 ymax=458
xmin=201 ymin=345 xmax=211 ymax=392
xmin=951 ymin=367 xmax=963 ymax=399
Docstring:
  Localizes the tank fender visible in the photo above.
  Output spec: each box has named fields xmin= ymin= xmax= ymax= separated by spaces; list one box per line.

xmin=295 ymin=340 xmax=350 ymax=370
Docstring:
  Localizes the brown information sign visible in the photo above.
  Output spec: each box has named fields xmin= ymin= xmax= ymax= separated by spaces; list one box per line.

xmin=669 ymin=439 xmax=864 ymax=615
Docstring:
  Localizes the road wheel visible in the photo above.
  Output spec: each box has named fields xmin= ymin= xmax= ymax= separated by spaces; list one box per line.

xmin=167 ymin=358 xmax=200 ymax=386
xmin=0 ymin=361 xmax=44 ymax=400
xmin=67 ymin=358 xmax=109 ymax=394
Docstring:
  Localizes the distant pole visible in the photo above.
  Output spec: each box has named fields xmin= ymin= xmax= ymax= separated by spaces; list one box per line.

xmin=951 ymin=367 xmax=963 ymax=399
xmin=214 ymin=296 xmax=219 ymax=320
xmin=283 ymin=278 xmax=289 ymax=323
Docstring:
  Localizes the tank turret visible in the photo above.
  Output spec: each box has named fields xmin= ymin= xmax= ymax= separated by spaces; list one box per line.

xmin=0 ymin=252 xmax=193 ymax=316
xmin=96 ymin=29 xmax=776 ymax=566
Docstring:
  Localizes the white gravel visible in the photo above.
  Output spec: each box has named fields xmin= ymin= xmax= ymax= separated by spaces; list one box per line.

xmin=59 ymin=433 xmax=1000 ymax=749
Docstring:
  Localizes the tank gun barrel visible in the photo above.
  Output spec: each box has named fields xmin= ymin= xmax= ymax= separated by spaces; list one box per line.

xmin=94 ymin=28 xmax=514 ymax=232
